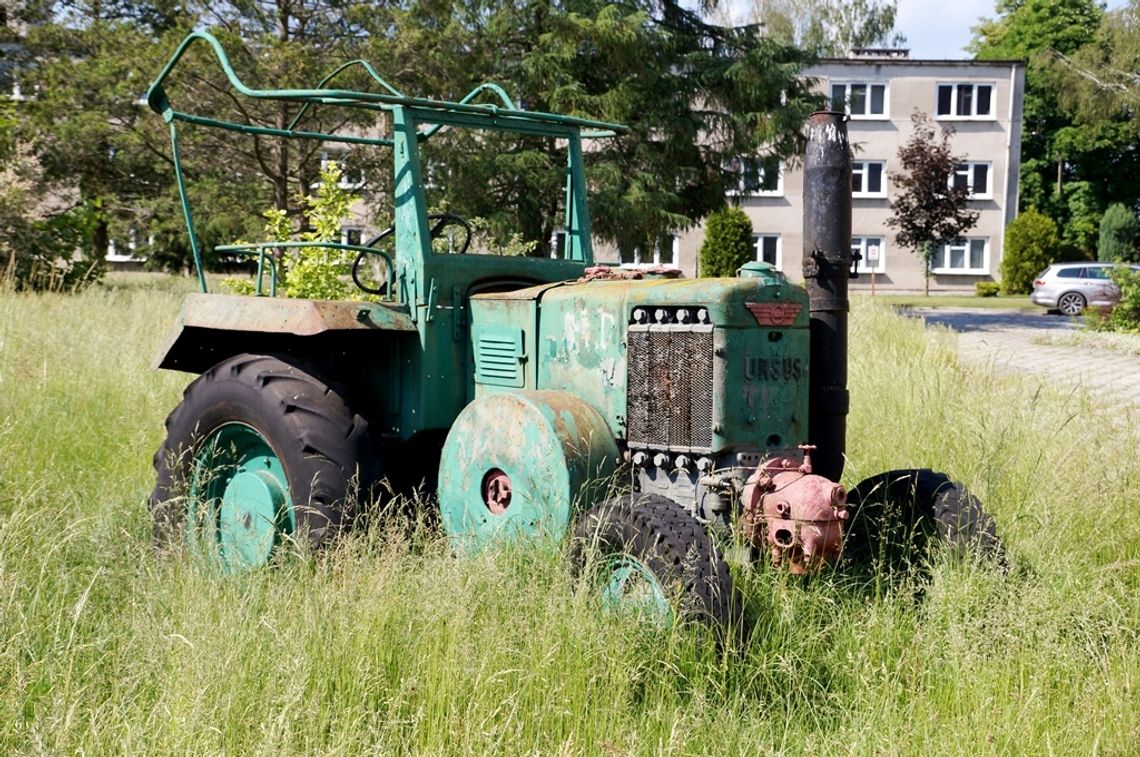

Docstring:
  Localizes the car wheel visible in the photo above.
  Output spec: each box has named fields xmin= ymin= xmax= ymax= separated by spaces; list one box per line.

xmin=1057 ymin=292 xmax=1086 ymax=316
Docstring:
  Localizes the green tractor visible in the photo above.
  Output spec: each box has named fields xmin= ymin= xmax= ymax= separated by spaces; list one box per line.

xmin=146 ymin=33 xmax=999 ymax=626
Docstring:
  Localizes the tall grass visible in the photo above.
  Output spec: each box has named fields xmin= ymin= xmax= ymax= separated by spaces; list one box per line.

xmin=0 ymin=281 xmax=1137 ymax=754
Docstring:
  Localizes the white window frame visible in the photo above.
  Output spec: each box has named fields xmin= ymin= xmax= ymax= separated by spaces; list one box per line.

xmin=852 ymin=236 xmax=886 ymax=274
xmin=935 ymin=82 xmax=995 ymax=120
xmin=753 ymin=233 xmax=782 ymax=271
xmin=550 ymin=230 xmax=567 ymax=259
xmin=952 ymin=161 xmax=992 ymax=200
xmin=620 ymin=235 xmax=680 ymax=269
xmin=933 ymin=238 xmax=989 ymax=275
xmin=340 ymin=226 xmax=364 ymax=246
xmin=851 ymin=160 xmax=887 ymax=198
xmin=830 ymin=81 xmax=888 ymax=119
xmin=728 ymin=156 xmax=783 ymax=197
xmin=106 ymin=229 xmax=152 ymax=263
xmin=320 ymin=150 xmax=365 ymax=189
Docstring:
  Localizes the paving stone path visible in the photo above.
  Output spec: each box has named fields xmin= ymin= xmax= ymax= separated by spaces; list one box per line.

xmin=906 ymin=308 xmax=1140 ymax=413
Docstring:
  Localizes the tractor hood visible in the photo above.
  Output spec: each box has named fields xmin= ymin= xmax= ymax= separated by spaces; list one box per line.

xmin=479 ymin=274 xmax=809 ymax=330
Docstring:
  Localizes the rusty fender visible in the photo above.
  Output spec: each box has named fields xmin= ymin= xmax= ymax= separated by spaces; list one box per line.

xmin=740 ymin=449 xmax=847 ymax=574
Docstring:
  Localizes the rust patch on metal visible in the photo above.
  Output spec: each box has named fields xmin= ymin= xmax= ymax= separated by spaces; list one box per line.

xmin=178 ymin=293 xmax=417 ymax=336
xmin=740 ymin=449 xmax=847 ymax=574
xmin=746 ymin=301 xmax=802 ymax=327
xmin=581 ymin=265 xmax=682 ymax=281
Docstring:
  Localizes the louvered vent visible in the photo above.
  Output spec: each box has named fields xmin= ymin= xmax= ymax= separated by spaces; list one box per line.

xmin=627 ymin=326 xmax=714 ymax=451
xmin=474 ymin=329 xmax=524 ymax=388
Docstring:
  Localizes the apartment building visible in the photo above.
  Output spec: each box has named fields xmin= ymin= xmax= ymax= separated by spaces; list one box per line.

xmin=621 ymin=51 xmax=1026 ymax=292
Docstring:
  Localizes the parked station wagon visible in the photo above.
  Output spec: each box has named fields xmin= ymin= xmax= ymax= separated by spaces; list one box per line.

xmin=1030 ymin=262 xmax=1140 ymax=316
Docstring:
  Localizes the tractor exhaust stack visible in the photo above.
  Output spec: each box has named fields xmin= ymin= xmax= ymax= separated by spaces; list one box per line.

xmin=802 ymin=112 xmax=852 ymax=482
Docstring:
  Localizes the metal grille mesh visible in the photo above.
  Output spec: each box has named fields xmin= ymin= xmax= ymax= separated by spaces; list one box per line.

xmin=627 ymin=329 xmax=714 ymax=450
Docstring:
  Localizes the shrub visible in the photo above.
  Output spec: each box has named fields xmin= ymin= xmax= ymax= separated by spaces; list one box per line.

xmin=999 ymin=208 xmax=1061 ymax=294
xmin=975 ymin=281 xmax=1001 ymax=297
xmin=1088 ymin=266 xmax=1140 ymax=333
xmin=224 ymin=162 xmax=360 ymax=299
xmin=1097 ymin=203 xmax=1139 ymax=263
xmin=699 ymin=206 xmax=753 ymax=277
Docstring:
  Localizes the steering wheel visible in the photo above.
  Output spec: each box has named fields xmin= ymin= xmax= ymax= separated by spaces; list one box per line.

xmin=352 ymin=213 xmax=472 ymax=295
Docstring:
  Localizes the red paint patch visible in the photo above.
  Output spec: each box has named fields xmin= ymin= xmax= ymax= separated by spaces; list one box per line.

xmin=746 ymin=302 xmax=802 ymax=326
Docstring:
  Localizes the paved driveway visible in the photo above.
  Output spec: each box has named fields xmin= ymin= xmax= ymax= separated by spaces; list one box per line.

xmin=905 ymin=308 xmax=1140 ymax=407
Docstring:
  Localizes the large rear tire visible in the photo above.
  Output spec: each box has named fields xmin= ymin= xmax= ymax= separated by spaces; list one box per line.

xmin=149 ymin=354 xmax=379 ymax=571
xmin=571 ymin=494 xmax=737 ymax=627
xmin=842 ymin=468 xmax=1001 ymax=571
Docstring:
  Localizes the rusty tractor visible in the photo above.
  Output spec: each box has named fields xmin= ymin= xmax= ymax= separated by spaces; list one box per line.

xmin=146 ymin=33 xmax=999 ymax=625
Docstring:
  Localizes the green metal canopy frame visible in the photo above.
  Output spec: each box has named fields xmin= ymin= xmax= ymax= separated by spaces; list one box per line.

xmin=146 ymin=31 xmax=628 ymax=294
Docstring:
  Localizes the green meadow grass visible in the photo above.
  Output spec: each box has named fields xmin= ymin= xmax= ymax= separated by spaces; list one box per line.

xmin=0 ymin=277 xmax=1137 ymax=754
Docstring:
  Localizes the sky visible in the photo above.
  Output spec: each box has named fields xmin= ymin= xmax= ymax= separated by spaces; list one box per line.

xmin=896 ymin=0 xmax=1129 ymax=59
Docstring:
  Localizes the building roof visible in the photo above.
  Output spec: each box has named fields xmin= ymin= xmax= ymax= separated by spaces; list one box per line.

xmin=816 ymin=56 xmax=1025 ymax=69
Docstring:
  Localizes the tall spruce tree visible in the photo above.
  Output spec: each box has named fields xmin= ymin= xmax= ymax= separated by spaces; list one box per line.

xmin=359 ymin=1 xmax=821 ymax=257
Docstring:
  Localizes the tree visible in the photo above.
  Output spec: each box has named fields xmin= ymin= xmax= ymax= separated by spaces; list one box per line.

xmin=748 ymin=0 xmax=904 ymax=54
xmin=19 ymin=15 xmax=184 ymax=273
xmin=7 ymin=1 xmax=822 ymax=280
xmin=699 ymin=206 xmax=753 ymax=277
xmin=1098 ymin=202 xmax=1139 ymax=263
xmin=970 ymin=0 xmax=1140 ymax=258
xmin=359 ymin=1 xmax=822 ymax=257
xmin=886 ymin=112 xmax=979 ymax=295
xmin=999 ymin=208 xmax=1061 ymax=294
xmin=1049 ymin=1 xmax=1140 ymax=126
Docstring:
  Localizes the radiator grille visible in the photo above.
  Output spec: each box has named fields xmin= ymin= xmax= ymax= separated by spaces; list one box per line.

xmin=627 ymin=328 xmax=714 ymax=450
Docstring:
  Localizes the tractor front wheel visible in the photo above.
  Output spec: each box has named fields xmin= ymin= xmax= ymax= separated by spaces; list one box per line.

xmin=149 ymin=354 xmax=378 ymax=571
xmin=842 ymin=468 xmax=1002 ymax=572
xmin=571 ymin=494 xmax=738 ymax=628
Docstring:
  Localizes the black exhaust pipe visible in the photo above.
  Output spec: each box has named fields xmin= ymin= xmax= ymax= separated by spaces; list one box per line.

xmin=802 ymin=112 xmax=852 ymax=482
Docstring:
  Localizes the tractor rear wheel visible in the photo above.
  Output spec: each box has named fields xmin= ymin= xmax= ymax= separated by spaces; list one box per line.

xmin=571 ymin=494 xmax=738 ymax=627
xmin=149 ymin=354 xmax=378 ymax=571
xmin=842 ymin=468 xmax=1002 ymax=572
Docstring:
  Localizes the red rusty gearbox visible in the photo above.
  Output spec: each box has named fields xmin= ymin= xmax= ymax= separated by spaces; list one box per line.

xmin=740 ymin=455 xmax=848 ymax=574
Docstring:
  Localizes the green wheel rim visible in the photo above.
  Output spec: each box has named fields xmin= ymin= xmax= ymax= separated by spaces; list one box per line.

xmin=600 ymin=554 xmax=671 ymax=626
xmin=188 ymin=423 xmax=292 ymax=572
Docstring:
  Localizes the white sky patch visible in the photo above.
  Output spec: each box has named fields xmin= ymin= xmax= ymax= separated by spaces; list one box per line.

xmin=723 ymin=0 xmax=1129 ymax=60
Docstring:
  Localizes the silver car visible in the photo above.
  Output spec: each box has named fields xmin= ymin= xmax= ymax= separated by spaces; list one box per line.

xmin=1030 ymin=262 xmax=1140 ymax=315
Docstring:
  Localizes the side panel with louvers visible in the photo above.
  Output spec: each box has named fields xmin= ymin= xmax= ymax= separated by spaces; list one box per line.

xmin=474 ymin=327 xmax=525 ymax=388
xmin=626 ymin=325 xmax=714 ymax=451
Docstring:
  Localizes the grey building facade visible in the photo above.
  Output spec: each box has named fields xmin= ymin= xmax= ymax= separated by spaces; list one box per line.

xmin=604 ymin=52 xmax=1026 ymax=292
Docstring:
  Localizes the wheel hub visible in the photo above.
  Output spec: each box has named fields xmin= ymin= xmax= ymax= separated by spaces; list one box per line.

xmin=218 ymin=469 xmax=286 ymax=569
xmin=189 ymin=422 xmax=292 ymax=573
xmin=600 ymin=555 xmax=670 ymax=625
xmin=481 ymin=468 xmax=512 ymax=515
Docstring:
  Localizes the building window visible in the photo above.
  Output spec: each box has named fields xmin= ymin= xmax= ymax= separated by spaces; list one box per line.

xmin=851 ymin=236 xmax=885 ymax=273
xmin=936 ymin=83 xmax=993 ymax=119
xmin=620 ymin=235 xmax=678 ymax=267
xmin=551 ymin=230 xmax=567 ymax=259
xmin=0 ymin=63 xmax=22 ymax=101
xmin=934 ymin=238 xmax=988 ymax=274
xmin=107 ymin=228 xmax=151 ymax=262
xmin=729 ymin=156 xmax=782 ymax=196
xmin=852 ymin=161 xmax=887 ymax=197
xmin=753 ymin=234 xmax=781 ymax=270
xmin=830 ymin=82 xmax=887 ymax=118
xmin=320 ymin=151 xmax=365 ymax=189
xmin=952 ymin=162 xmax=991 ymax=199
xmin=341 ymin=227 xmax=363 ymax=246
